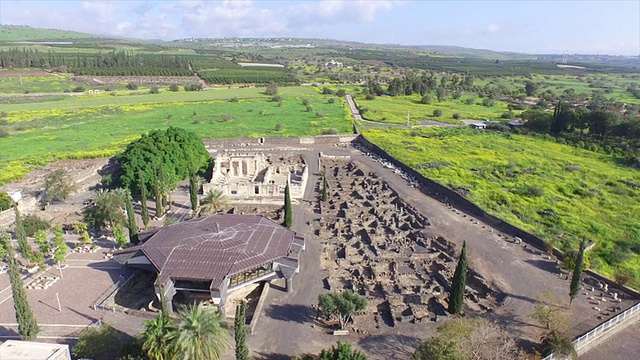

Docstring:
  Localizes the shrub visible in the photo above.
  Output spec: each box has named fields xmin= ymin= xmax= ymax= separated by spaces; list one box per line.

xmin=0 ymin=128 xmax=8 ymax=138
xmin=316 ymin=112 xmax=325 ymax=118
xmin=125 ymin=83 xmax=138 ymax=90
xmin=420 ymin=95 xmax=431 ymax=104
xmin=275 ymin=123 xmax=283 ymax=131
xmin=302 ymin=99 xmax=310 ymax=106
xmin=72 ymin=85 xmax=86 ymax=93
xmin=184 ymin=83 xmax=203 ymax=91
xmin=452 ymin=92 xmax=462 ymax=99
xmin=433 ymin=110 xmax=443 ymax=117
xmin=482 ymin=98 xmax=496 ymax=107
xmin=327 ymin=98 xmax=336 ymax=104
xmin=365 ymin=94 xmax=375 ymax=100
xmin=465 ymin=98 xmax=475 ymax=105
xmin=306 ymin=106 xmax=313 ymax=112
xmin=228 ymin=97 xmax=239 ymax=103
xmin=452 ymin=113 xmax=461 ymax=119
xmin=271 ymin=95 xmax=283 ymax=102
xmin=23 ymin=214 xmax=51 ymax=236
xmin=322 ymin=87 xmax=334 ymax=95
xmin=336 ymin=89 xmax=346 ymax=97
xmin=169 ymin=84 xmax=180 ymax=92
xmin=149 ymin=86 xmax=159 ymax=94
xmin=0 ymin=192 xmax=15 ymax=211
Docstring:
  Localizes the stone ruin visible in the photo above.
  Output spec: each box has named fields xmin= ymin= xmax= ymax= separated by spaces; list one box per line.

xmin=203 ymin=151 xmax=308 ymax=204
xmin=317 ymin=160 xmax=496 ymax=328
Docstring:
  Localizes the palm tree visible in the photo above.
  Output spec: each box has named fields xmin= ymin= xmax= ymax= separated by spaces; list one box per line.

xmin=141 ymin=314 xmax=176 ymax=360
xmin=171 ymin=303 xmax=230 ymax=360
xmin=199 ymin=189 xmax=228 ymax=216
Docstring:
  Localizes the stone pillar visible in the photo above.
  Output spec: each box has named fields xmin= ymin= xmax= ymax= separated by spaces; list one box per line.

xmin=286 ymin=277 xmax=293 ymax=293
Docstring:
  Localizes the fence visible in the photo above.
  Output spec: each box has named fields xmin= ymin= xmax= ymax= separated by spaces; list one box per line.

xmin=542 ymin=302 xmax=640 ymax=359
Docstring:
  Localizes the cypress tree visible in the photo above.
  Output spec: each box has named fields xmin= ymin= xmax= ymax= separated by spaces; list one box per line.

xmin=154 ymin=167 xmax=164 ymax=218
xmin=138 ymin=171 xmax=150 ymax=228
xmin=3 ymin=235 xmax=39 ymax=340
xmin=321 ymin=172 xmax=328 ymax=202
xmin=569 ymin=238 xmax=587 ymax=306
xmin=448 ymin=241 xmax=467 ymax=314
xmin=284 ymin=182 xmax=292 ymax=229
xmin=125 ymin=190 xmax=139 ymax=244
xmin=13 ymin=207 xmax=32 ymax=261
xmin=189 ymin=174 xmax=199 ymax=212
xmin=234 ymin=301 xmax=249 ymax=360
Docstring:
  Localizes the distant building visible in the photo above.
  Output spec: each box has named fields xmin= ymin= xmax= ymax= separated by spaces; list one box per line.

xmin=114 ymin=215 xmax=304 ymax=315
xmin=325 ymin=59 xmax=343 ymax=69
xmin=0 ymin=340 xmax=71 ymax=360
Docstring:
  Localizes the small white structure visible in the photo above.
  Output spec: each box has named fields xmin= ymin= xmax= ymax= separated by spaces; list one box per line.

xmin=0 ymin=340 xmax=71 ymax=360
xmin=470 ymin=123 xmax=487 ymax=130
xmin=325 ymin=59 xmax=343 ymax=69
xmin=204 ymin=152 xmax=308 ymax=204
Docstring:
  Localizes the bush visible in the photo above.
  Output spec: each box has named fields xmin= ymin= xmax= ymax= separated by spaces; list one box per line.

xmin=336 ymin=89 xmax=346 ymax=97
xmin=306 ymin=106 xmax=313 ymax=112
xmin=72 ymin=323 xmax=122 ymax=360
xmin=328 ymin=98 xmax=336 ymax=104
xmin=452 ymin=113 xmax=461 ymax=119
xmin=0 ymin=128 xmax=8 ymax=138
xmin=322 ymin=87 xmax=334 ymax=95
xmin=452 ymin=92 xmax=462 ymax=99
xmin=23 ymin=214 xmax=51 ymax=236
xmin=421 ymin=95 xmax=431 ymax=104
xmin=433 ymin=110 xmax=443 ymax=117
xmin=72 ymin=85 xmax=86 ymax=93
xmin=271 ymin=95 xmax=283 ymax=102
xmin=184 ymin=83 xmax=203 ymax=91
xmin=0 ymin=192 xmax=15 ymax=211
xmin=275 ymin=123 xmax=283 ymax=131
xmin=228 ymin=97 xmax=239 ymax=103
xmin=316 ymin=112 xmax=325 ymax=118
xmin=465 ymin=98 xmax=475 ymax=105
xmin=125 ymin=83 xmax=138 ymax=90
xmin=365 ymin=94 xmax=375 ymax=100
xmin=149 ymin=86 xmax=159 ymax=94
xmin=482 ymin=98 xmax=496 ymax=107
xmin=302 ymin=99 xmax=310 ymax=106
xmin=169 ymin=84 xmax=180 ymax=92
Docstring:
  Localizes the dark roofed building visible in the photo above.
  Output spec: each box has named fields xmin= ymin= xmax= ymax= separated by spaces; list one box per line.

xmin=114 ymin=214 xmax=304 ymax=315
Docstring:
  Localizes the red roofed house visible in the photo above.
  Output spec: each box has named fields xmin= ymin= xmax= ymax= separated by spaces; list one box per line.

xmin=114 ymin=214 xmax=304 ymax=315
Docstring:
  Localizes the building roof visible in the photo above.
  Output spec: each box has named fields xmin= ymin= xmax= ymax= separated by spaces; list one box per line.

xmin=116 ymin=215 xmax=299 ymax=289
xmin=0 ymin=340 xmax=70 ymax=360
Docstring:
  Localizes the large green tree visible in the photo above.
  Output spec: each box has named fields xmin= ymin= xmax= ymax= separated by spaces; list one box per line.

xmin=138 ymin=170 xmax=150 ymax=228
xmin=118 ymin=127 xmax=210 ymax=197
xmin=318 ymin=290 xmax=367 ymax=330
xmin=410 ymin=336 xmax=461 ymax=360
xmin=171 ymin=303 xmax=230 ymax=360
xmin=569 ymin=238 xmax=587 ymax=306
xmin=83 ymin=189 xmax=126 ymax=231
xmin=234 ymin=301 xmax=249 ymax=360
xmin=319 ymin=342 xmax=366 ymax=360
xmin=72 ymin=323 xmax=121 ymax=360
xmin=284 ymin=182 xmax=292 ymax=228
xmin=448 ymin=241 xmax=467 ymax=314
xmin=2 ymin=234 xmax=39 ymax=340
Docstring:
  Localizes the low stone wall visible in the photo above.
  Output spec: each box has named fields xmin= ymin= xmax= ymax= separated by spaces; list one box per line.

xmin=203 ymin=134 xmax=358 ymax=149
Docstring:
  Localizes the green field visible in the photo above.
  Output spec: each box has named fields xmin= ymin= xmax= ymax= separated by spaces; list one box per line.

xmin=0 ymin=92 xmax=351 ymax=184
xmin=354 ymin=93 xmax=518 ymax=124
xmin=0 ymin=25 xmax=102 ymax=41
xmin=365 ymin=127 xmax=640 ymax=286
xmin=1 ymin=86 xmax=320 ymax=117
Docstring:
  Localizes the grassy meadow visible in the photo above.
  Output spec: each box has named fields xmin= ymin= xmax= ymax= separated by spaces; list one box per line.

xmin=0 ymin=91 xmax=351 ymax=184
xmin=353 ymin=93 xmax=519 ymax=124
xmin=365 ymin=127 xmax=640 ymax=286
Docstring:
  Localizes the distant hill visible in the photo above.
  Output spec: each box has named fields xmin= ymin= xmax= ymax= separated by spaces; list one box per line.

xmin=0 ymin=25 xmax=106 ymax=42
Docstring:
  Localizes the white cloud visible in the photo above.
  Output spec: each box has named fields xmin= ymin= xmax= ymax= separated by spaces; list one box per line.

xmin=485 ymin=24 xmax=501 ymax=34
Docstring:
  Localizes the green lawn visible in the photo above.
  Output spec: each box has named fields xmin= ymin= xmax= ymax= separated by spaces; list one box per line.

xmin=0 ymin=96 xmax=351 ymax=184
xmin=365 ymin=127 xmax=640 ymax=287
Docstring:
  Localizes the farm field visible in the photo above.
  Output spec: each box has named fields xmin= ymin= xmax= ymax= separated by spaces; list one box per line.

xmin=353 ymin=93 xmax=519 ymax=124
xmin=0 ymin=86 xmax=320 ymax=115
xmin=0 ymin=94 xmax=351 ymax=184
xmin=365 ymin=127 xmax=640 ymax=286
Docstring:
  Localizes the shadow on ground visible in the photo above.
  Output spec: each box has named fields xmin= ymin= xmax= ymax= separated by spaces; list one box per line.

xmin=525 ymin=259 xmax=560 ymax=274
xmin=253 ymin=352 xmax=295 ymax=360
xmin=264 ymin=304 xmax=313 ymax=324
xmin=358 ymin=334 xmax=421 ymax=359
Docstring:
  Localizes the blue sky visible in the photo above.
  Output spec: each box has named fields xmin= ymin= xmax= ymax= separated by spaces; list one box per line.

xmin=1 ymin=1 xmax=638 ymax=55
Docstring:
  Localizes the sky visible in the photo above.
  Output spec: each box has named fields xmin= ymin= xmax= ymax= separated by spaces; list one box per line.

xmin=0 ymin=0 xmax=638 ymax=56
